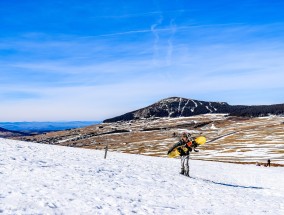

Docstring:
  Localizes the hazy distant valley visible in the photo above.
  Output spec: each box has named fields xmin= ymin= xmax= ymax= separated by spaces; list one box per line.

xmin=0 ymin=121 xmax=100 ymax=135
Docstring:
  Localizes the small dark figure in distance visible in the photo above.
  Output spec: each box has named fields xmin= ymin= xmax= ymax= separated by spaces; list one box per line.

xmin=267 ymin=159 xmax=271 ymax=167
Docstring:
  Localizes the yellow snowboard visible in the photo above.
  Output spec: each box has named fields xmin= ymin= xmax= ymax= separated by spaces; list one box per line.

xmin=168 ymin=136 xmax=206 ymax=158
xmin=195 ymin=136 xmax=206 ymax=145
xmin=168 ymin=146 xmax=188 ymax=158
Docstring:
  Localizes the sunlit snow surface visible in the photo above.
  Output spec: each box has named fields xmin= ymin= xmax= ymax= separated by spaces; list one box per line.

xmin=1 ymin=138 xmax=284 ymax=214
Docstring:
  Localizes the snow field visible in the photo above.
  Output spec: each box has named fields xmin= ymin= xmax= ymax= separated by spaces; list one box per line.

xmin=0 ymin=138 xmax=284 ymax=215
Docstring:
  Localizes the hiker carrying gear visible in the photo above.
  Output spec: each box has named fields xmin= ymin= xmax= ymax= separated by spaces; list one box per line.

xmin=167 ymin=132 xmax=198 ymax=177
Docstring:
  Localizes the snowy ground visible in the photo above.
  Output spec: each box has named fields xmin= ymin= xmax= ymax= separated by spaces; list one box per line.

xmin=1 ymin=138 xmax=284 ymax=215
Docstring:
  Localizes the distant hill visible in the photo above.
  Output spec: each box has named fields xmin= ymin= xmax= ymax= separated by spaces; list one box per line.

xmin=0 ymin=121 xmax=100 ymax=134
xmin=103 ymin=97 xmax=284 ymax=122
xmin=229 ymin=104 xmax=284 ymax=117
xmin=0 ymin=127 xmax=28 ymax=138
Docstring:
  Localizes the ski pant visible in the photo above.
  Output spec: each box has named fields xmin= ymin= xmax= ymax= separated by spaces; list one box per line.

xmin=181 ymin=155 xmax=190 ymax=175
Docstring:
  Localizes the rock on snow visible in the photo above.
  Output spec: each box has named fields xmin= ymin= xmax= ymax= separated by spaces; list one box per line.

xmin=0 ymin=138 xmax=283 ymax=215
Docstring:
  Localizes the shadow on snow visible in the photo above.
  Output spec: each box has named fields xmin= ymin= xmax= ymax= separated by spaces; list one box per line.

xmin=191 ymin=177 xmax=264 ymax=189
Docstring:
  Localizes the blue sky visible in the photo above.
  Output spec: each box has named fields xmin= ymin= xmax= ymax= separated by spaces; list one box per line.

xmin=1 ymin=0 xmax=284 ymax=121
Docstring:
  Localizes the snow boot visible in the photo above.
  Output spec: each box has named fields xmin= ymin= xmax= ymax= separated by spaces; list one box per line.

xmin=184 ymin=171 xmax=190 ymax=177
xmin=180 ymin=168 xmax=185 ymax=175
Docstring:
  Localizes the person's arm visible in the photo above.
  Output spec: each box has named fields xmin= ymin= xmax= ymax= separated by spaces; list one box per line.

xmin=167 ymin=140 xmax=183 ymax=154
xmin=192 ymin=141 xmax=199 ymax=152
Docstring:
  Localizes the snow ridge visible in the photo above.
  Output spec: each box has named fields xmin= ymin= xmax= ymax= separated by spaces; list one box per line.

xmin=180 ymin=99 xmax=190 ymax=116
xmin=178 ymin=98 xmax=182 ymax=113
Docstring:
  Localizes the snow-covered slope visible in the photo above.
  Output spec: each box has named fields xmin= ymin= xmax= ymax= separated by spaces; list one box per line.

xmin=1 ymin=138 xmax=283 ymax=215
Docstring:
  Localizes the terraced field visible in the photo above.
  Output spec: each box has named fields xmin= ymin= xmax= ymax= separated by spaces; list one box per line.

xmin=16 ymin=114 xmax=284 ymax=165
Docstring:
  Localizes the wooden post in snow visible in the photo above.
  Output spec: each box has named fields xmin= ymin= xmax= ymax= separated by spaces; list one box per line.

xmin=104 ymin=143 xmax=109 ymax=159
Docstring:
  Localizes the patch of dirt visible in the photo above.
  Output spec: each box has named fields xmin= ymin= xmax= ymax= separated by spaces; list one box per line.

xmin=14 ymin=114 xmax=284 ymax=165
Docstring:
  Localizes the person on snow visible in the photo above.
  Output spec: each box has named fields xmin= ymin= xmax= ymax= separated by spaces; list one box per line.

xmin=167 ymin=132 xmax=199 ymax=177
xmin=267 ymin=159 xmax=271 ymax=167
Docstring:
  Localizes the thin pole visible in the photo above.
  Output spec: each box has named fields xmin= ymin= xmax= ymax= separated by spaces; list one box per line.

xmin=104 ymin=143 xmax=109 ymax=159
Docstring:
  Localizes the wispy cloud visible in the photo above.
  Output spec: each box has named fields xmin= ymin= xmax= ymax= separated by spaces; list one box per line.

xmin=93 ymin=9 xmax=188 ymax=19
xmin=151 ymin=14 xmax=164 ymax=64
xmin=166 ymin=19 xmax=177 ymax=65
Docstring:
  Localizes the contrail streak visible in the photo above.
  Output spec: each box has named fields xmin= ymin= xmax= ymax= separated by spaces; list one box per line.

xmin=166 ymin=19 xmax=177 ymax=65
xmin=151 ymin=15 xmax=163 ymax=64
xmin=80 ymin=23 xmax=245 ymax=39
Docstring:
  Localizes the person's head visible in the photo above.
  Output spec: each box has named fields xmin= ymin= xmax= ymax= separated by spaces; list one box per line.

xmin=182 ymin=132 xmax=188 ymax=140
xmin=182 ymin=132 xmax=191 ymax=137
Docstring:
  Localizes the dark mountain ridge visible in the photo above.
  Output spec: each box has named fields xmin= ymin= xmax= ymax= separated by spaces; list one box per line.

xmin=0 ymin=127 xmax=29 ymax=138
xmin=104 ymin=97 xmax=284 ymax=122
xmin=0 ymin=121 xmax=100 ymax=133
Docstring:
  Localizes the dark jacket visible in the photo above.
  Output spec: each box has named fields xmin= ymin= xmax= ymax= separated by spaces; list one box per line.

xmin=168 ymin=138 xmax=197 ymax=156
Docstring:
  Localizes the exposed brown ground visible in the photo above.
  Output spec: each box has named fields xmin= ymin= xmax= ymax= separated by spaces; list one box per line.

xmin=15 ymin=114 xmax=284 ymax=166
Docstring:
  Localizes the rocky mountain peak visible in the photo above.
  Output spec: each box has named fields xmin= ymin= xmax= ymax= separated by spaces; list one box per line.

xmin=103 ymin=97 xmax=284 ymax=123
xmin=104 ymin=97 xmax=230 ymax=123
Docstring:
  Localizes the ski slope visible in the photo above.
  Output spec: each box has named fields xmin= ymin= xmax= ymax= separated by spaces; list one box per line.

xmin=0 ymin=138 xmax=283 ymax=215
